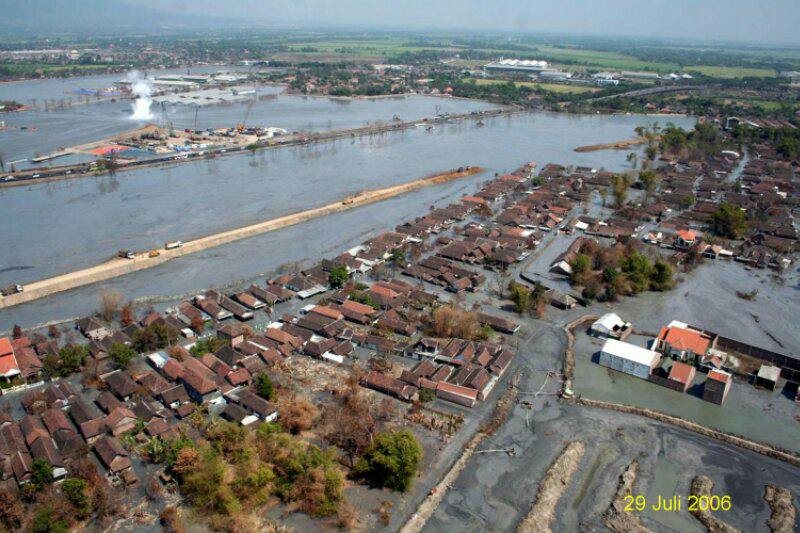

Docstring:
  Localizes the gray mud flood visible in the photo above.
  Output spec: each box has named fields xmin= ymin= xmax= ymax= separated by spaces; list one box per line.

xmin=424 ymin=323 xmax=800 ymax=533
xmin=0 ymin=111 xmax=694 ymax=329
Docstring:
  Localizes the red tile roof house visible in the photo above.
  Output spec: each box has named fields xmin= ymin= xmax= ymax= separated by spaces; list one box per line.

xmin=674 ymin=229 xmax=699 ymax=249
xmin=667 ymin=361 xmax=696 ymax=393
xmin=435 ymin=382 xmax=479 ymax=408
xmin=104 ymin=370 xmax=139 ymax=401
xmin=0 ymin=337 xmax=21 ymax=383
xmin=655 ymin=321 xmax=714 ymax=365
xmin=703 ymin=370 xmax=733 ymax=405
xmin=226 ymin=368 xmax=252 ymax=387
xmin=180 ymin=360 xmax=222 ymax=405
xmin=362 ymin=371 xmax=417 ymax=401
xmin=93 ymin=435 xmax=132 ymax=475
xmin=217 ymin=324 xmax=245 ymax=348
xmin=105 ymin=407 xmax=138 ymax=437
xmin=20 ymin=415 xmax=50 ymax=448
xmin=79 ymin=418 xmax=107 ymax=444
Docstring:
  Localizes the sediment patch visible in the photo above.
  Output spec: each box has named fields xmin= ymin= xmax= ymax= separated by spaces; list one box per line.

xmin=516 ymin=440 xmax=586 ymax=533
xmin=604 ymin=460 xmax=654 ymax=533
xmin=689 ymin=476 xmax=740 ymax=533
xmin=765 ymin=485 xmax=796 ymax=533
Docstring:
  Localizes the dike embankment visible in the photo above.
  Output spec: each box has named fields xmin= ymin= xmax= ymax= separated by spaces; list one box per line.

xmin=0 ymin=166 xmax=482 ymax=309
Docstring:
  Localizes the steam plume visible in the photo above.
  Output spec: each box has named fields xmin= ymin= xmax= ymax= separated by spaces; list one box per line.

xmin=127 ymin=71 xmax=154 ymax=121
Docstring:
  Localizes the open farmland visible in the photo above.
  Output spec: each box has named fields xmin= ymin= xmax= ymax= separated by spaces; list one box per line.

xmin=466 ymin=78 xmax=601 ymax=94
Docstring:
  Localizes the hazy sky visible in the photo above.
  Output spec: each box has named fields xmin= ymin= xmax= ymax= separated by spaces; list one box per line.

xmin=126 ymin=0 xmax=800 ymax=45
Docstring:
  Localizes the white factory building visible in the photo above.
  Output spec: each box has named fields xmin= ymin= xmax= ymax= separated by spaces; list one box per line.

xmin=598 ymin=338 xmax=660 ymax=379
xmin=485 ymin=59 xmax=549 ymax=74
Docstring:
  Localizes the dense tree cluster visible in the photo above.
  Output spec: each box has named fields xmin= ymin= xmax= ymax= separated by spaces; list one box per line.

xmin=709 ymin=202 xmax=749 ymax=239
xmin=569 ymin=240 xmax=675 ymax=301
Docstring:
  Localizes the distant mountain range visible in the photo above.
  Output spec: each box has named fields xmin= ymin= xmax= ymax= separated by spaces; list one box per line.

xmin=1 ymin=0 xmax=251 ymax=33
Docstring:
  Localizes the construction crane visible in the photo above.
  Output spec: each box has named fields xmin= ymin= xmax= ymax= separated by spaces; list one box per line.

xmin=236 ymin=99 xmax=254 ymax=132
xmin=160 ymin=102 xmax=174 ymax=137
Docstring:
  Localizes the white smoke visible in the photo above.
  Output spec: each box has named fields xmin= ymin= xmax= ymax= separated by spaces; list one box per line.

xmin=127 ymin=71 xmax=154 ymax=121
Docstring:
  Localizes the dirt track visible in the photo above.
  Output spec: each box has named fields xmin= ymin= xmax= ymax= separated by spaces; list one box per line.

xmin=0 ymin=166 xmax=482 ymax=309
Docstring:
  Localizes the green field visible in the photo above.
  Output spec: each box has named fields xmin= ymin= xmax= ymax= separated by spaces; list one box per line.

xmin=719 ymin=98 xmax=798 ymax=111
xmin=687 ymin=65 xmax=777 ymax=78
xmin=280 ymin=38 xmax=781 ymax=79
xmin=466 ymin=78 xmax=601 ymax=94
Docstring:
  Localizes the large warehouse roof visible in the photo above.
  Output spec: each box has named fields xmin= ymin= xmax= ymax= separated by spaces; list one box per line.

xmin=601 ymin=338 xmax=659 ymax=367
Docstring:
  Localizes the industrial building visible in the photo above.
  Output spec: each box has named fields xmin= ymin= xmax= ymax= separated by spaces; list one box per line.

xmin=598 ymin=338 xmax=660 ymax=380
xmin=484 ymin=59 xmax=549 ymax=74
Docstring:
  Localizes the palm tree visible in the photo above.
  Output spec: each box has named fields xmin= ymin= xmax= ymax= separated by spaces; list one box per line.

xmin=626 ymin=152 xmax=638 ymax=169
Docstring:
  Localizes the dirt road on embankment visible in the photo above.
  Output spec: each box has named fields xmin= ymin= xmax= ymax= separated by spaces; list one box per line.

xmin=0 ymin=166 xmax=482 ymax=309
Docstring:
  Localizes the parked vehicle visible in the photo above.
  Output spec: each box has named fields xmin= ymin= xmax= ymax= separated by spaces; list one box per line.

xmin=148 ymin=250 xmax=161 ymax=258
xmin=1 ymin=285 xmax=24 ymax=296
xmin=118 ymin=250 xmax=135 ymax=259
xmin=165 ymin=240 xmax=183 ymax=250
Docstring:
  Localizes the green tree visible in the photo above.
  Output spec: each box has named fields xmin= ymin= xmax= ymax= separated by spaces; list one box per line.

xmin=30 ymin=458 xmax=54 ymax=489
xmin=639 ymin=169 xmax=657 ymax=195
xmin=354 ymin=429 xmax=423 ymax=492
xmin=256 ymin=373 xmax=274 ymax=401
xmin=417 ymin=388 xmax=435 ymax=403
xmin=611 ymin=174 xmax=629 ymax=209
xmin=31 ymin=506 xmax=68 ymax=533
xmin=388 ymin=249 xmax=405 ymax=267
xmin=57 ymin=345 xmax=88 ymax=377
xmin=569 ymin=254 xmax=591 ymax=282
xmin=508 ymin=282 xmax=531 ymax=314
xmin=709 ymin=202 xmax=748 ymax=239
xmin=62 ymin=478 xmax=91 ymax=517
xmin=134 ymin=322 xmax=180 ymax=353
xmin=602 ymin=267 xmax=618 ymax=284
xmin=189 ymin=337 xmax=227 ymax=357
xmin=109 ymin=342 xmax=135 ymax=370
xmin=328 ymin=265 xmax=348 ymax=289
xmin=649 ymin=259 xmax=674 ymax=291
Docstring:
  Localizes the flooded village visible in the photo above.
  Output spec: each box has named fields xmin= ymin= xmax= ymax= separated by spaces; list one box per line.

xmin=1 ymin=31 xmax=799 ymax=533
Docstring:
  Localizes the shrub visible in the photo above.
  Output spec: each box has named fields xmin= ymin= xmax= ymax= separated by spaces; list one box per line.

xmin=279 ymin=397 xmax=318 ymax=435
xmin=328 ymin=265 xmax=348 ymax=289
xmin=62 ymin=478 xmax=91 ymax=517
xmin=354 ymin=429 xmax=423 ymax=492
xmin=431 ymin=305 xmax=479 ymax=339
xmin=31 ymin=458 xmax=54 ymax=489
xmin=256 ymin=373 xmax=274 ymax=400
xmin=418 ymin=388 xmax=435 ymax=403
xmin=109 ymin=342 xmax=135 ymax=370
